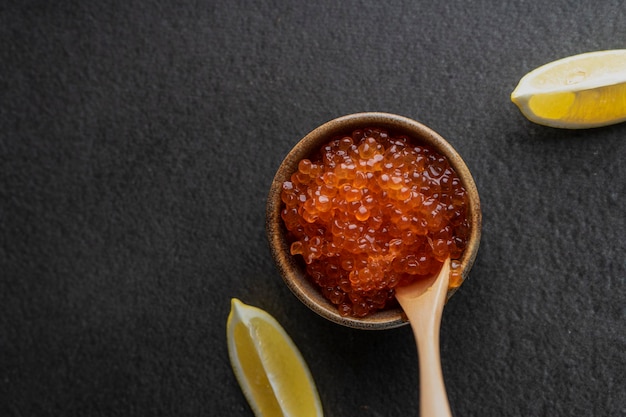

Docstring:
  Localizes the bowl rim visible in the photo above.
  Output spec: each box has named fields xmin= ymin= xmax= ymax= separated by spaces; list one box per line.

xmin=266 ymin=112 xmax=482 ymax=330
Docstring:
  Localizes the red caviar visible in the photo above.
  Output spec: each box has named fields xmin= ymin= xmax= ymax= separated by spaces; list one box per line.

xmin=281 ymin=128 xmax=470 ymax=317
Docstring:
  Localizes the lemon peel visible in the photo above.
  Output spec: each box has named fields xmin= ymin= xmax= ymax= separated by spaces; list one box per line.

xmin=511 ymin=50 xmax=626 ymax=128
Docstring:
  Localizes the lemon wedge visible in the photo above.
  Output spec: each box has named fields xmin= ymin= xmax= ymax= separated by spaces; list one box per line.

xmin=511 ymin=50 xmax=626 ymax=128
xmin=227 ymin=298 xmax=323 ymax=417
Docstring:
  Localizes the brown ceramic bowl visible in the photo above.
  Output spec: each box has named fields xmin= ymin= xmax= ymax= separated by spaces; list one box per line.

xmin=266 ymin=112 xmax=481 ymax=329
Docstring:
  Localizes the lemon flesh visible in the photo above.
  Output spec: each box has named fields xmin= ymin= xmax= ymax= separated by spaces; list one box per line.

xmin=227 ymin=299 xmax=323 ymax=417
xmin=511 ymin=50 xmax=626 ymax=128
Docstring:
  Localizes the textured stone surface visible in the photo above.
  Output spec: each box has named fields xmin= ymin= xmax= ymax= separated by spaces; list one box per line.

xmin=1 ymin=0 xmax=625 ymax=416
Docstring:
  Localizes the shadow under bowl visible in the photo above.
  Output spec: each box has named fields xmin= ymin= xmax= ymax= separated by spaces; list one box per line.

xmin=266 ymin=112 xmax=482 ymax=330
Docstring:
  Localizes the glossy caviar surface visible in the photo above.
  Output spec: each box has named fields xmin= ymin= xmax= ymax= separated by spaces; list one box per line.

xmin=280 ymin=128 xmax=470 ymax=317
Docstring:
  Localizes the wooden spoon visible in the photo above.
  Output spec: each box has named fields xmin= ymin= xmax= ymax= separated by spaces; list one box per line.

xmin=395 ymin=257 xmax=452 ymax=417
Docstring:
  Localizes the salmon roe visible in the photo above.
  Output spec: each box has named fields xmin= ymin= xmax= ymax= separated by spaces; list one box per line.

xmin=280 ymin=128 xmax=471 ymax=317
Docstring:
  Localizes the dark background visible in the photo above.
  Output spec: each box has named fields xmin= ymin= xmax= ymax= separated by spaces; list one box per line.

xmin=1 ymin=0 xmax=625 ymax=416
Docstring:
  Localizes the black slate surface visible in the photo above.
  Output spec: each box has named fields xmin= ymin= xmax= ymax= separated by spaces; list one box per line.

xmin=1 ymin=1 xmax=625 ymax=416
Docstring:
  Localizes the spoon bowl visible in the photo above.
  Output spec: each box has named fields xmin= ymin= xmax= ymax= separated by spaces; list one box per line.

xmin=266 ymin=112 xmax=482 ymax=329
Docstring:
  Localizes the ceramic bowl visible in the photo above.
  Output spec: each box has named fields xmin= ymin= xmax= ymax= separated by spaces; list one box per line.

xmin=266 ymin=112 xmax=481 ymax=329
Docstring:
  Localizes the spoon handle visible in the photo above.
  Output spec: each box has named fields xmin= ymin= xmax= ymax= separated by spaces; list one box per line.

xmin=395 ymin=258 xmax=452 ymax=417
